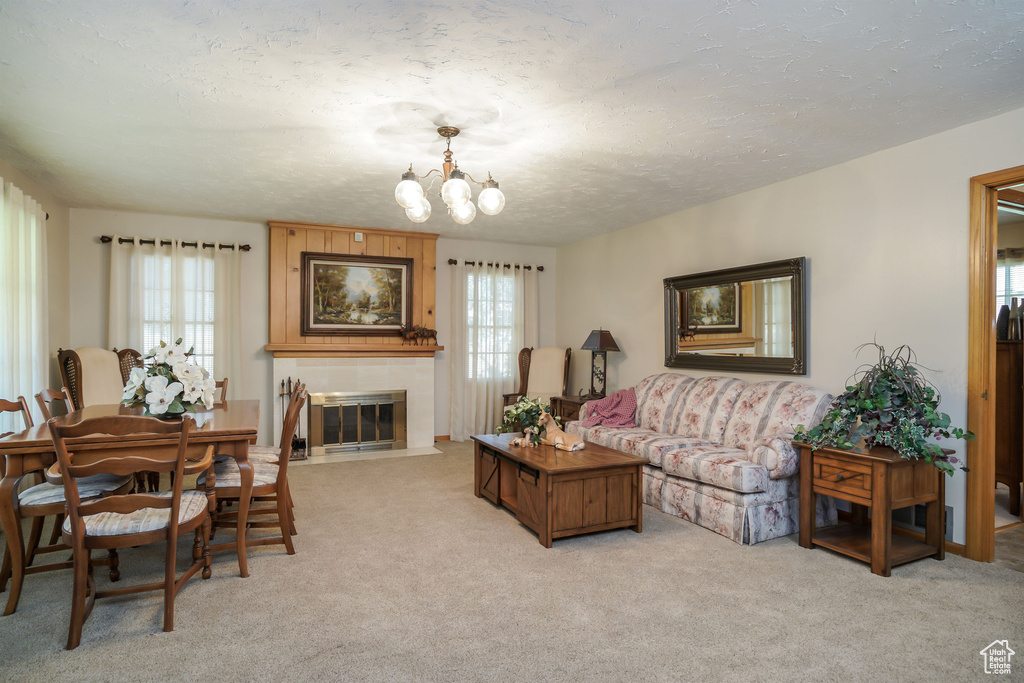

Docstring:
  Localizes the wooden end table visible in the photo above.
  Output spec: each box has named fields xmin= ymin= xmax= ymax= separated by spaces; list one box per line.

xmin=796 ymin=442 xmax=946 ymax=577
xmin=550 ymin=395 xmax=587 ymax=422
xmin=472 ymin=433 xmax=647 ymax=547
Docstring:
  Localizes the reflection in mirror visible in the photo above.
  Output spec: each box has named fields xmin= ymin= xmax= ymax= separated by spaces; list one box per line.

xmin=677 ymin=276 xmax=793 ymax=358
xmin=665 ymin=258 xmax=806 ymax=375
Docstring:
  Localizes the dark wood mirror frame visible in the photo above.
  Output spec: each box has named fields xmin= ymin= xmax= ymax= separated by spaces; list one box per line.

xmin=664 ymin=257 xmax=807 ymax=375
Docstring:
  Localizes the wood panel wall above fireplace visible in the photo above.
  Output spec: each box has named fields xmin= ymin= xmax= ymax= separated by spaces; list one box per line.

xmin=265 ymin=221 xmax=442 ymax=358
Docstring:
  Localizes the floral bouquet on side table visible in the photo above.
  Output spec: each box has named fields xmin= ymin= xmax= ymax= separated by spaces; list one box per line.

xmin=121 ymin=339 xmax=217 ymax=417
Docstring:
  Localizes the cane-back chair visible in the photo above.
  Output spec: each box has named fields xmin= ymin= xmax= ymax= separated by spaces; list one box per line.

xmin=57 ymin=347 xmax=141 ymax=410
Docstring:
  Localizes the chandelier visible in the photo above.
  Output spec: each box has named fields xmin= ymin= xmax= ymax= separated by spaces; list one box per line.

xmin=394 ymin=126 xmax=505 ymax=225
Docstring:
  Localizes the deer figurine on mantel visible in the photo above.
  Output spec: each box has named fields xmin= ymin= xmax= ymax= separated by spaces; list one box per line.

xmin=401 ymin=325 xmax=438 ymax=346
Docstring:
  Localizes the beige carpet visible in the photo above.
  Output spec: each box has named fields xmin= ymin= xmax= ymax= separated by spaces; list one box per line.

xmin=1 ymin=440 xmax=1022 ymax=681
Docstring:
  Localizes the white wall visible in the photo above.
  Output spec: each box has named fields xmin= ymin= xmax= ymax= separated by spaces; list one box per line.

xmin=434 ymin=238 xmax=558 ymax=436
xmin=556 ymin=105 xmax=1024 ymax=546
xmin=0 ymin=155 xmax=70 ymax=393
xmin=68 ymin=209 xmax=275 ymax=440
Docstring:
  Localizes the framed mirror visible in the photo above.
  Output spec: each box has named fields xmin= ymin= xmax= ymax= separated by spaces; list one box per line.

xmin=664 ymin=257 xmax=806 ymax=375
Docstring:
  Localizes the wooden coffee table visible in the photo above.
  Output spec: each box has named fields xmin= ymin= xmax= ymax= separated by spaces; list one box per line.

xmin=472 ymin=433 xmax=648 ymax=547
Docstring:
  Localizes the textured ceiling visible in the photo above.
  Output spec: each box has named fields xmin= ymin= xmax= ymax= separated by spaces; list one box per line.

xmin=1 ymin=1 xmax=1023 ymax=246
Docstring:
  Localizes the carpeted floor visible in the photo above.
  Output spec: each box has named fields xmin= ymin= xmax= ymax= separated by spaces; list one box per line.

xmin=1 ymin=440 xmax=1022 ymax=681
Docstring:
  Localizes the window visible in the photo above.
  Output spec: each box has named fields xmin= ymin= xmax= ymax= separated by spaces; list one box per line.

xmin=448 ymin=260 xmax=539 ymax=441
xmin=996 ymin=249 xmax=1024 ymax=310
xmin=140 ymin=252 xmax=216 ymax=376
xmin=465 ymin=269 xmax=516 ymax=381
xmin=109 ymin=237 xmax=241 ymax=394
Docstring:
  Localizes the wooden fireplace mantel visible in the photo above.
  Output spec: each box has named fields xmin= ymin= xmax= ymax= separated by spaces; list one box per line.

xmin=264 ymin=343 xmax=444 ymax=358
xmin=267 ymin=221 xmax=441 ymax=358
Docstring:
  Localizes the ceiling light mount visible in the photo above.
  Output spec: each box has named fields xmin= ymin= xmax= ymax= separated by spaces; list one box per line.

xmin=394 ymin=126 xmax=505 ymax=225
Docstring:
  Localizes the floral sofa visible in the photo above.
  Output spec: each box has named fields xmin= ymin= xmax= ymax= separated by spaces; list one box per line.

xmin=565 ymin=373 xmax=837 ymax=545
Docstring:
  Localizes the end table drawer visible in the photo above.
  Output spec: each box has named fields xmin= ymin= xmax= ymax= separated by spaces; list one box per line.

xmin=813 ymin=455 xmax=872 ymax=500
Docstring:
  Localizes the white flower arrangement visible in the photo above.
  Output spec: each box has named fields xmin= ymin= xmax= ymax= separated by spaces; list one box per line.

xmin=121 ymin=338 xmax=216 ymax=416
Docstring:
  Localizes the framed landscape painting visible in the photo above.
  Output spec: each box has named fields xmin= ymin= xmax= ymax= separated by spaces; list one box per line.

xmin=301 ymin=252 xmax=413 ymax=336
xmin=681 ymin=282 xmax=741 ymax=332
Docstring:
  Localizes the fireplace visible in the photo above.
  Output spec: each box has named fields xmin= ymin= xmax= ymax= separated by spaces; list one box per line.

xmin=309 ymin=390 xmax=407 ymax=456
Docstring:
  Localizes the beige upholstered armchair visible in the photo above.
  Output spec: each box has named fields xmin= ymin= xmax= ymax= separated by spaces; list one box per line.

xmin=57 ymin=347 xmax=142 ymax=410
xmin=503 ymin=347 xmax=571 ymax=407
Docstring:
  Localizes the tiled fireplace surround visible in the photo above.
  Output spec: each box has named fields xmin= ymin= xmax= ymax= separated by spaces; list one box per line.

xmin=271 ymin=357 xmax=435 ymax=452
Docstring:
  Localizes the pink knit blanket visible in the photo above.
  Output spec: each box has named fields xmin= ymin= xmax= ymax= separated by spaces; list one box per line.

xmin=580 ymin=388 xmax=637 ymax=428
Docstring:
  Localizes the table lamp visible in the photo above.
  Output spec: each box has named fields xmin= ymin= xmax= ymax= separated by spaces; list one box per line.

xmin=581 ymin=329 xmax=619 ymax=400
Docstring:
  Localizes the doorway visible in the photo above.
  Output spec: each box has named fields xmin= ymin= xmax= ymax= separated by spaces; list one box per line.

xmin=966 ymin=164 xmax=1024 ymax=563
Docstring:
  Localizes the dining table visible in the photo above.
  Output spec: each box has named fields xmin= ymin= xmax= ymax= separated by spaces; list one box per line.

xmin=0 ymin=400 xmax=261 ymax=615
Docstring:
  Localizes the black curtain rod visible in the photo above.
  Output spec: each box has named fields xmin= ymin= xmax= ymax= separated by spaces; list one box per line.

xmin=447 ymin=258 xmax=543 ymax=272
xmin=100 ymin=235 xmax=251 ymax=252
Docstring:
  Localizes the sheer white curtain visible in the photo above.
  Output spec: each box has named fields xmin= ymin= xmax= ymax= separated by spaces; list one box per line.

xmin=449 ymin=261 xmax=539 ymax=441
xmin=0 ymin=178 xmax=48 ymax=432
xmin=108 ymin=237 xmax=241 ymax=399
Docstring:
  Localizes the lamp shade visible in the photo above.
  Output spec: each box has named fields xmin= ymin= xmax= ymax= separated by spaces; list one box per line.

xmin=581 ymin=329 xmax=619 ymax=352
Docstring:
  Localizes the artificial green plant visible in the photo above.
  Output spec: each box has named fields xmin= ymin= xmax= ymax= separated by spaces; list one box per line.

xmin=795 ymin=343 xmax=973 ymax=476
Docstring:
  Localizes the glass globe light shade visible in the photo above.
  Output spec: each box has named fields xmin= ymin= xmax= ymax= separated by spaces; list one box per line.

xmin=477 ymin=187 xmax=505 ymax=215
xmin=395 ymin=179 xmax=424 ymax=209
xmin=441 ymin=177 xmax=471 ymax=208
xmin=405 ymin=197 xmax=431 ymax=223
xmin=451 ymin=200 xmax=477 ymax=225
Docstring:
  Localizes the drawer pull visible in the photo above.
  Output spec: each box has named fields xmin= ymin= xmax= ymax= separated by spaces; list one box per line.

xmin=836 ymin=473 xmax=844 ymax=481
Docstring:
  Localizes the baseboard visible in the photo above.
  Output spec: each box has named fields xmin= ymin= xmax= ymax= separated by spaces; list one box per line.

xmin=836 ymin=510 xmax=967 ymax=558
xmin=434 ymin=435 xmax=450 ymax=442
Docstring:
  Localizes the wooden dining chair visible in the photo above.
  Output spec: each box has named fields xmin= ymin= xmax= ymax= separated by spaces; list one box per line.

xmin=32 ymin=387 xmax=77 ymax=549
xmin=246 ymin=381 xmax=303 ymax=465
xmin=57 ymin=347 xmax=140 ymax=410
xmin=230 ymin=382 xmax=302 ymax=531
xmin=200 ymin=386 xmax=306 ymax=560
xmin=0 ymin=397 xmax=132 ymax=616
xmin=0 ymin=396 xmax=33 ymax=601
xmin=214 ymin=378 xmax=228 ymax=406
xmin=35 ymin=387 xmax=74 ymax=421
xmin=49 ymin=414 xmax=215 ymax=649
xmin=0 ymin=396 xmax=32 ymax=439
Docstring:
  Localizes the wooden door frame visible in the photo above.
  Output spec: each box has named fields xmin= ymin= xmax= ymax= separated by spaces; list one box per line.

xmin=966 ymin=164 xmax=1024 ymax=562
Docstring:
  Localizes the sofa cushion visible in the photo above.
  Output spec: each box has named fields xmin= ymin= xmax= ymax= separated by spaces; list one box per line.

xmin=633 ymin=373 xmax=694 ymax=432
xmin=566 ymin=423 xmax=705 ymax=467
xmin=722 ymin=381 xmax=834 ymax=450
xmin=667 ymin=376 xmax=748 ymax=441
xmin=661 ymin=444 xmax=769 ymax=493
xmin=566 ymin=424 xmax=650 ymax=454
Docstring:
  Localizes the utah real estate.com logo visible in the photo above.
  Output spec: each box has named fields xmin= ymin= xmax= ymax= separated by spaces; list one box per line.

xmin=980 ymin=640 xmax=1015 ymax=675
